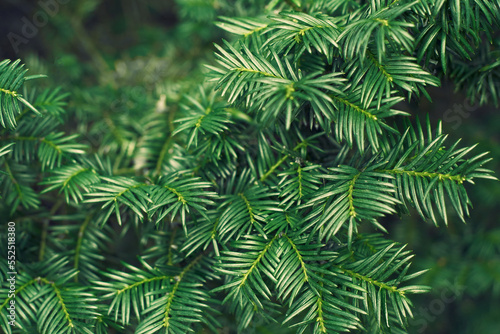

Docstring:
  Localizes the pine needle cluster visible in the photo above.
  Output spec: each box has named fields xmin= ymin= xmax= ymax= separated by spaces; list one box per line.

xmin=0 ymin=0 xmax=498 ymax=333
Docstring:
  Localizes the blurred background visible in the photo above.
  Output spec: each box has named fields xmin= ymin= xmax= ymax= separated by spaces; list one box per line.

xmin=0 ymin=1 xmax=498 ymax=333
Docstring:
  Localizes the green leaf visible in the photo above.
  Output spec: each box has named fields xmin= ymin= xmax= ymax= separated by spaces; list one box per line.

xmin=0 ymin=59 xmax=41 ymax=129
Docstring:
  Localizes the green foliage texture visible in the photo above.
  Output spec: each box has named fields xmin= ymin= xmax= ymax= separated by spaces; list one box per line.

xmin=0 ymin=0 xmax=499 ymax=333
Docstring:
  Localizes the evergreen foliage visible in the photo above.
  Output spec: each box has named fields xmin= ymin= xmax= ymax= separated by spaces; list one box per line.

xmin=0 ymin=0 xmax=499 ymax=333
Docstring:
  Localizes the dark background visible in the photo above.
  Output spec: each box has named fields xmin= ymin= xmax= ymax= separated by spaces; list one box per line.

xmin=1 ymin=1 xmax=499 ymax=333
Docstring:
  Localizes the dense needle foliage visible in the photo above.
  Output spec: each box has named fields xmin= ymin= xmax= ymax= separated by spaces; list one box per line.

xmin=0 ymin=0 xmax=499 ymax=333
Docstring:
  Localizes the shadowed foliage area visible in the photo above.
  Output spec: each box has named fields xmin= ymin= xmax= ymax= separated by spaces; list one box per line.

xmin=0 ymin=1 xmax=499 ymax=333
